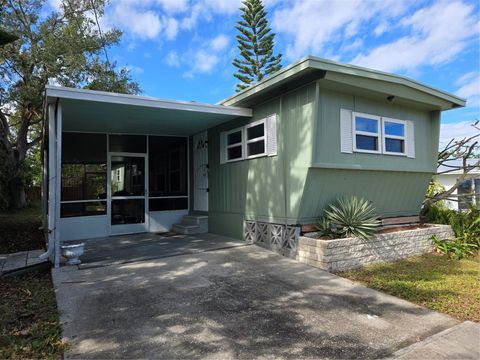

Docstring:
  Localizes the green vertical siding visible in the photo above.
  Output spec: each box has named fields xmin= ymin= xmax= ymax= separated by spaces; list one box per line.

xmin=314 ymin=85 xmax=438 ymax=172
xmin=208 ymin=83 xmax=316 ymax=238
xmin=208 ymin=81 xmax=440 ymax=239
xmin=298 ymin=169 xmax=431 ymax=222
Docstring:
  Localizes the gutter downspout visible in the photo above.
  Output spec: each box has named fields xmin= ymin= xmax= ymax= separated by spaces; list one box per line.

xmin=39 ymin=99 xmax=58 ymax=262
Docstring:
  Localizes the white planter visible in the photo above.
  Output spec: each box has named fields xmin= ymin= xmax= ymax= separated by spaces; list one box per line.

xmin=61 ymin=243 xmax=85 ymax=265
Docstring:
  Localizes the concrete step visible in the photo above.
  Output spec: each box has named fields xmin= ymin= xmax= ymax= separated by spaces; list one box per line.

xmin=181 ymin=215 xmax=208 ymax=227
xmin=172 ymin=224 xmax=208 ymax=235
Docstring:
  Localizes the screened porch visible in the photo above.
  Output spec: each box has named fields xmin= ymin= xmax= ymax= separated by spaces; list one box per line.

xmin=43 ymin=86 xmax=251 ymax=266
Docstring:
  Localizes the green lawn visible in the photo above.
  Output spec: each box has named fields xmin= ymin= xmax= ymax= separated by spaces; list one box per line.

xmin=0 ymin=203 xmax=44 ymax=253
xmin=340 ymin=253 xmax=480 ymax=322
xmin=0 ymin=270 xmax=64 ymax=359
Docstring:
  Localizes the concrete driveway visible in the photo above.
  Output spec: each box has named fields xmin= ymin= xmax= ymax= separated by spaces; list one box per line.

xmin=53 ymin=238 xmax=459 ymax=359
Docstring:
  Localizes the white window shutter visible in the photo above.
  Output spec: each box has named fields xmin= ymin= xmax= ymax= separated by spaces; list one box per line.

xmin=340 ymin=108 xmax=353 ymax=153
xmin=406 ymin=120 xmax=415 ymax=158
xmin=220 ymin=131 xmax=227 ymax=164
xmin=266 ymin=114 xmax=278 ymax=156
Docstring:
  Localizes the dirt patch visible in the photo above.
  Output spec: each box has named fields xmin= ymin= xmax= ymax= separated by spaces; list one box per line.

xmin=304 ymin=224 xmax=433 ymax=240
xmin=378 ymin=224 xmax=432 ymax=234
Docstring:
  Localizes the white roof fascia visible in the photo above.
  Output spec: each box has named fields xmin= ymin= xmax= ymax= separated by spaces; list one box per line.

xmin=46 ymin=85 xmax=252 ymax=117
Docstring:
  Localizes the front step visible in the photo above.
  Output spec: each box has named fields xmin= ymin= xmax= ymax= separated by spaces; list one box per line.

xmin=172 ymin=214 xmax=208 ymax=235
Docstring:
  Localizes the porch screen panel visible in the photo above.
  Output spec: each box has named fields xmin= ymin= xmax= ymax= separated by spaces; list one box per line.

xmin=61 ymin=132 xmax=107 ymax=217
xmin=149 ymin=136 xmax=188 ymax=211
xmin=109 ymin=134 xmax=146 ymax=153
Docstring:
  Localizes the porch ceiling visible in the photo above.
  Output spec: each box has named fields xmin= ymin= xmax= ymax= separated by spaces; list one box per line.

xmin=46 ymin=86 xmax=252 ymax=136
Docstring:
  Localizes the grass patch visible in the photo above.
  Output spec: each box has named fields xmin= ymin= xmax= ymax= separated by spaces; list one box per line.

xmin=0 ymin=202 xmax=44 ymax=253
xmin=339 ymin=253 xmax=480 ymax=322
xmin=0 ymin=269 xmax=64 ymax=359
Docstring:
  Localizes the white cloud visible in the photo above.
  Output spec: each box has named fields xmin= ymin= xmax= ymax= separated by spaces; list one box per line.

xmin=183 ymin=34 xmax=232 ymax=77
xmin=98 ymin=0 xmax=240 ymax=41
xmin=180 ymin=0 xmax=241 ymax=30
xmin=456 ymin=72 xmax=480 ymax=108
xmin=126 ymin=65 xmax=144 ymax=74
xmin=155 ymin=0 xmax=189 ymax=14
xmin=439 ymin=121 xmax=479 ymax=148
xmin=210 ymin=34 xmax=229 ymax=52
xmin=351 ymin=1 xmax=478 ymax=72
xmin=109 ymin=2 xmax=162 ymax=40
xmin=192 ymin=50 xmax=220 ymax=73
xmin=165 ymin=51 xmax=180 ymax=67
xmin=272 ymin=0 xmax=413 ymax=60
xmin=163 ymin=16 xmax=179 ymax=40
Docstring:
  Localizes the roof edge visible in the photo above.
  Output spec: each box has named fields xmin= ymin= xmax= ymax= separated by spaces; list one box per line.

xmin=45 ymin=85 xmax=252 ymax=117
xmin=219 ymin=56 xmax=466 ymax=109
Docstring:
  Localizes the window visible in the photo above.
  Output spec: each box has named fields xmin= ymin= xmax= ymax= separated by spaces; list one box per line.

xmin=344 ymin=111 xmax=412 ymax=157
xmin=226 ymin=128 xmax=243 ymax=161
xmin=353 ymin=113 xmax=381 ymax=153
xmin=383 ymin=118 xmax=406 ymax=155
xmin=221 ymin=115 xmax=276 ymax=164
xmin=458 ymin=179 xmax=474 ymax=211
xmin=246 ymin=120 xmax=266 ymax=158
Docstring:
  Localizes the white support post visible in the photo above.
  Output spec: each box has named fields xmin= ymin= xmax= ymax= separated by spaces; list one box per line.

xmin=54 ymin=102 xmax=62 ymax=267
xmin=45 ymin=103 xmax=56 ymax=262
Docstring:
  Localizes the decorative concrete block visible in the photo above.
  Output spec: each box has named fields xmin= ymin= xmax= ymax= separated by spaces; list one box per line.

xmin=296 ymin=224 xmax=454 ymax=272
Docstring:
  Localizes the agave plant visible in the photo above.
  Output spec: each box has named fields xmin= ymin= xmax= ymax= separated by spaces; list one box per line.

xmin=322 ymin=196 xmax=381 ymax=240
xmin=315 ymin=217 xmax=335 ymax=238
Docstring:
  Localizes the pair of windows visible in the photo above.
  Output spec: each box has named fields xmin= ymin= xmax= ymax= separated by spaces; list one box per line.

xmin=341 ymin=109 xmax=415 ymax=158
xmin=220 ymin=115 xmax=277 ymax=163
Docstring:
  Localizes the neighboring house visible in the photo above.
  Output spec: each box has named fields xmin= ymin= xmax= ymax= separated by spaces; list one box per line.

xmin=41 ymin=56 xmax=465 ymax=266
xmin=434 ymin=160 xmax=480 ymax=210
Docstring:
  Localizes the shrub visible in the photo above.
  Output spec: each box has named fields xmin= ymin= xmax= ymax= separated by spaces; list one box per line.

xmin=432 ymin=235 xmax=478 ymax=260
xmin=316 ymin=196 xmax=381 ymax=240
xmin=425 ymin=205 xmax=480 ymax=246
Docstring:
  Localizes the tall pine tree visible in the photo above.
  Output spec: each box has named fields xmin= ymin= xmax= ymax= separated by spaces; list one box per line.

xmin=233 ymin=0 xmax=282 ymax=92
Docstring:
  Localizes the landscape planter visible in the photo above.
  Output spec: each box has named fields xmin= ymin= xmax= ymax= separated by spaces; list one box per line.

xmin=61 ymin=243 xmax=85 ymax=265
xmin=297 ymin=224 xmax=454 ymax=272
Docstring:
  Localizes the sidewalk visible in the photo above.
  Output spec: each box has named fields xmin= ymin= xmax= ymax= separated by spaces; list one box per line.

xmin=0 ymin=249 xmax=46 ymax=274
xmin=388 ymin=321 xmax=480 ymax=359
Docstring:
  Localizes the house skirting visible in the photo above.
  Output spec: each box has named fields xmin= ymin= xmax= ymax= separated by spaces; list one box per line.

xmin=297 ymin=224 xmax=454 ymax=272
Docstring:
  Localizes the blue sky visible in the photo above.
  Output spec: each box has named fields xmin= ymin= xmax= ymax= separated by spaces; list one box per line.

xmin=47 ymin=0 xmax=480 ymax=145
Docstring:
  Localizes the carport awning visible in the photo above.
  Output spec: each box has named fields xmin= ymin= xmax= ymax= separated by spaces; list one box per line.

xmin=45 ymin=86 xmax=252 ymax=136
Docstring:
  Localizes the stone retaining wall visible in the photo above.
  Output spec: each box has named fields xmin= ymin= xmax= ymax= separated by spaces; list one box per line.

xmin=297 ymin=225 xmax=454 ymax=272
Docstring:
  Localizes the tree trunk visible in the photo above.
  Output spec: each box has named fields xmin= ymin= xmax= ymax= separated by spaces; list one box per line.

xmin=10 ymin=175 xmax=26 ymax=208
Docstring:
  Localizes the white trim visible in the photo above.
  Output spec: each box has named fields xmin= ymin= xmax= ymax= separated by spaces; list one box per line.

xmin=54 ymin=102 xmax=62 ymax=267
xmin=46 ymin=85 xmax=252 ymax=117
xmin=46 ymin=104 xmax=56 ymax=262
xmin=266 ymin=114 xmax=278 ymax=156
xmin=224 ymin=126 xmax=244 ymax=163
xmin=245 ymin=119 xmax=267 ymax=159
xmin=340 ymin=108 xmax=353 ymax=154
xmin=406 ymin=120 xmax=416 ymax=158
xmin=221 ymin=116 xmax=274 ymax=164
xmin=352 ymin=112 xmax=381 ymax=154
xmin=60 ymin=199 xmax=107 ymax=204
xmin=108 ymin=152 xmax=148 ymax=235
xmin=350 ymin=112 xmax=411 ymax=157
